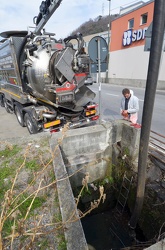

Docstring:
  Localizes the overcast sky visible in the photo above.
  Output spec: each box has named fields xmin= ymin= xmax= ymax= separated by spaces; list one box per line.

xmin=0 ymin=0 xmax=149 ymax=40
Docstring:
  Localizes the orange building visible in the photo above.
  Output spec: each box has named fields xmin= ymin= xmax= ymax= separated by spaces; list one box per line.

xmin=108 ymin=0 xmax=165 ymax=89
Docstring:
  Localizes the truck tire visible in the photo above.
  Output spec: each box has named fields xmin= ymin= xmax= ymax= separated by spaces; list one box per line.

xmin=0 ymin=95 xmax=5 ymax=107
xmin=4 ymin=98 xmax=11 ymax=113
xmin=24 ymin=113 xmax=39 ymax=134
xmin=15 ymin=105 xmax=25 ymax=127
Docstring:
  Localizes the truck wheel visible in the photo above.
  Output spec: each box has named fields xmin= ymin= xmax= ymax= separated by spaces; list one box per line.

xmin=24 ymin=113 xmax=39 ymax=134
xmin=4 ymin=98 xmax=11 ymax=113
xmin=15 ymin=105 xmax=25 ymax=127
xmin=0 ymin=95 xmax=5 ymax=107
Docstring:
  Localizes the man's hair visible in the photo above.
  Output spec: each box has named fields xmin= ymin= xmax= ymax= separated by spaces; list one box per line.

xmin=122 ymin=88 xmax=130 ymax=95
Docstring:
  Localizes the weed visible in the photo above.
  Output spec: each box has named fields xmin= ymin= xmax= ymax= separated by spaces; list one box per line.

xmin=38 ymin=238 xmax=49 ymax=249
xmin=0 ymin=166 xmax=14 ymax=181
xmin=14 ymin=157 xmax=24 ymax=166
xmin=58 ymin=234 xmax=67 ymax=250
xmin=25 ymin=160 xmax=40 ymax=171
xmin=2 ymin=218 xmax=14 ymax=237
xmin=0 ymin=145 xmax=21 ymax=158
xmin=0 ymin=166 xmax=14 ymax=201
xmin=18 ymin=195 xmax=46 ymax=217
xmin=98 ymin=176 xmax=114 ymax=186
xmin=54 ymin=212 xmax=62 ymax=223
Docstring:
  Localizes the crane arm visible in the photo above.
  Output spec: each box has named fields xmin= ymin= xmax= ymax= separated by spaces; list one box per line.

xmin=33 ymin=0 xmax=62 ymax=35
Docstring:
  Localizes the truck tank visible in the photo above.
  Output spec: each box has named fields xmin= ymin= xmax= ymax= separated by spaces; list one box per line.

xmin=0 ymin=0 xmax=99 ymax=134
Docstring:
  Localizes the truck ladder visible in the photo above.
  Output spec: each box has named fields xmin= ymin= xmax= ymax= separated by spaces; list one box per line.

xmin=116 ymin=172 xmax=133 ymax=215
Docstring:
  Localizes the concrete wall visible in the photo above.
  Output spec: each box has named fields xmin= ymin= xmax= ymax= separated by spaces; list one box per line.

xmin=50 ymin=121 xmax=141 ymax=249
xmin=108 ymin=46 xmax=165 ymax=90
xmin=50 ymin=121 xmax=164 ymax=249
xmin=51 ymin=121 xmax=140 ymax=188
xmin=109 ymin=46 xmax=149 ymax=80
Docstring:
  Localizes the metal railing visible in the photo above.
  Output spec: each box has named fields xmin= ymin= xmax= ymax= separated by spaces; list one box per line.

xmin=149 ymin=130 xmax=165 ymax=163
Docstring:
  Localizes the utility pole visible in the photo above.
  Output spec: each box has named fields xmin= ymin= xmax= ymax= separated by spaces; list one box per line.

xmin=129 ymin=0 xmax=165 ymax=229
xmin=107 ymin=0 xmax=111 ymax=50
xmin=106 ymin=0 xmax=111 ymax=83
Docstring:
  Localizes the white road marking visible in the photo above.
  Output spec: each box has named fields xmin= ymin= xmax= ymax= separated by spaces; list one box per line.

xmin=106 ymin=93 xmax=119 ymax=97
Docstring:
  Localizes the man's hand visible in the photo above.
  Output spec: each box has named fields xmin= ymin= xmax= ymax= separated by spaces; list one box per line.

xmin=121 ymin=110 xmax=128 ymax=117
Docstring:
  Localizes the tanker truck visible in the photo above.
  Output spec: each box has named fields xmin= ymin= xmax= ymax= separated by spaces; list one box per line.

xmin=0 ymin=0 xmax=99 ymax=134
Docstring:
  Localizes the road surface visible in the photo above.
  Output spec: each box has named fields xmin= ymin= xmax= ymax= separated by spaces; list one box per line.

xmin=0 ymin=84 xmax=165 ymax=140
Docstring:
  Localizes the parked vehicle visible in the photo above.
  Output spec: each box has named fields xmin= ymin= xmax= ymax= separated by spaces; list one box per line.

xmin=0 ymin=0 xmax=98 ymax=134
xmin=84 ymin=75 xmax=93 ymax=85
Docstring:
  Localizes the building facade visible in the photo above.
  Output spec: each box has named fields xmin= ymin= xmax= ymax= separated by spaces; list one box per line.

xmin=109 ymin=0 xmax=165 ymax=89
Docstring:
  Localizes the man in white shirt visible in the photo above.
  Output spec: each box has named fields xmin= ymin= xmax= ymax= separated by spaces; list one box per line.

xmin=121 ymin=88 xmax=139 ymax=124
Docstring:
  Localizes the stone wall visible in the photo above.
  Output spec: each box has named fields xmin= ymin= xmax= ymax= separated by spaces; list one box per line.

xmin=50 ymin=121 xmax=165 ymax=247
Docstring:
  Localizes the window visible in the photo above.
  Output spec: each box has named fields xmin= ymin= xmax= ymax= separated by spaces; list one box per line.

xmin=141 ymin=13 xmax=148 ymax=25
xmin=128 ymin=18 xmax=134 ymax=29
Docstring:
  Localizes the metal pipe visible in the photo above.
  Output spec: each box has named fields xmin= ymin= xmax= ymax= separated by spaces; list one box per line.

xmin=97 ymin=38 xmax=101 ymax=123
xmin=129 ymin=0 xmax=165 ymax=229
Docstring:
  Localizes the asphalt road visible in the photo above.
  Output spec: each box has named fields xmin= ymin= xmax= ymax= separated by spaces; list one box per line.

xmin=91 ymin=83 xmax=165 ymax=136
xmin=0 ymin=106 xmax=40 ymax=140
xmin=0 ymin=83 xmax=164 ymax=140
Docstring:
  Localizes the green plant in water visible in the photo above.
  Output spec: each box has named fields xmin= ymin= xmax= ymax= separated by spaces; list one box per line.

xmin=81 ymin=186 xmax=91 ymax=198
xmin=98 ymin=176 xmax=114 ymax=186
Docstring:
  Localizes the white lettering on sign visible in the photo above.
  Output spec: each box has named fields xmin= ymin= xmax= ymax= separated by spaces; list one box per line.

xmin=123 ymin=27 xmax=148 ymax=46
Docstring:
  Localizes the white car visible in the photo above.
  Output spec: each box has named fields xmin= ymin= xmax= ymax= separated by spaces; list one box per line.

xmin=84 ymin=75 xmax=93 ymax=85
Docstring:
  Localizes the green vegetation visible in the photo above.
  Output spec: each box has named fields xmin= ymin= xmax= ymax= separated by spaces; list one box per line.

xmin=58 ymin=239 xmax=67 ymax=250
xmin=0 ymin=144 xmax=21 ymax=158
xmin=25 ymin=159 xmax=40 ymax=171
xmin=70 ymin=14 xmax=119 ymax=37
xmin=18 ymin=195 xmax=46 ymax=217
xmin=0 ymin=164 xmax=16 ymax=201
xmin=0 ymin=138 xmax=65 ymax=249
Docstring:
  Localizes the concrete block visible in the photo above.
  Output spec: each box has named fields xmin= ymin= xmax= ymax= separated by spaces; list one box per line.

xmin=50 ymin=144 xmax=88 ymax=250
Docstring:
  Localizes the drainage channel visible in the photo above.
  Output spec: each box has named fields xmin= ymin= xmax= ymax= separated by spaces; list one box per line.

xmin=81 ymin=209 xmax=132 ymax=250
xmin=81 ymin=206 xmax=151 ymax=250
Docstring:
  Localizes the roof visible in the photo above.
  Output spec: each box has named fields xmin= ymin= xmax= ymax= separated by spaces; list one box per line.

xmin=113 ymin=0 xmax=154 ymax=21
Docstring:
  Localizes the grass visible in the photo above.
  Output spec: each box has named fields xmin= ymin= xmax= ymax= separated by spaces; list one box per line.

xmin=0 ymin=145 xmax=21 ymax=158
xmin=57 ymin=234 xmax=67 ymax=250
xmin=0 ymin=138 xmax=65 ymax=249
xmin=0 ymin=165 xmax=15 ymax=201
xmin=18 ymin=195 xmax=46 ymax=217
xmin=25 ymin=159 xmax=40 ymax=171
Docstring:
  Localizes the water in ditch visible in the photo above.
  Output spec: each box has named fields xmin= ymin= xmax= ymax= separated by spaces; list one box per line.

xmin=81 ymin=208 xmax=145 ymax=250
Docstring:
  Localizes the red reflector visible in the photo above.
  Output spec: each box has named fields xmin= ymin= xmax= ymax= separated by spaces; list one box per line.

xmin=91 ymin=115 xmax=99 ymax=121
xmin=50 ymin=129 xmax=59 ymax=133
xmin=87 ymin=104 xmax=98 ymax=109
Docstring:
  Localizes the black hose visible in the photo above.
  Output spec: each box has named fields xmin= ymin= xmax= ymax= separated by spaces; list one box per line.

xmin=63 ymin=33 xmax=84 ymax=54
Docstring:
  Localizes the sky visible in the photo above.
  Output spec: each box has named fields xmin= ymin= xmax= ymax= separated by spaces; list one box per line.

xmin=0 ymin=0 xmax=149 ymax=40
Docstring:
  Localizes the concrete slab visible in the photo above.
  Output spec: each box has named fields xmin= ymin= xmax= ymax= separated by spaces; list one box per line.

xmin=50 ymin=144 xmax=88 ymax=250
